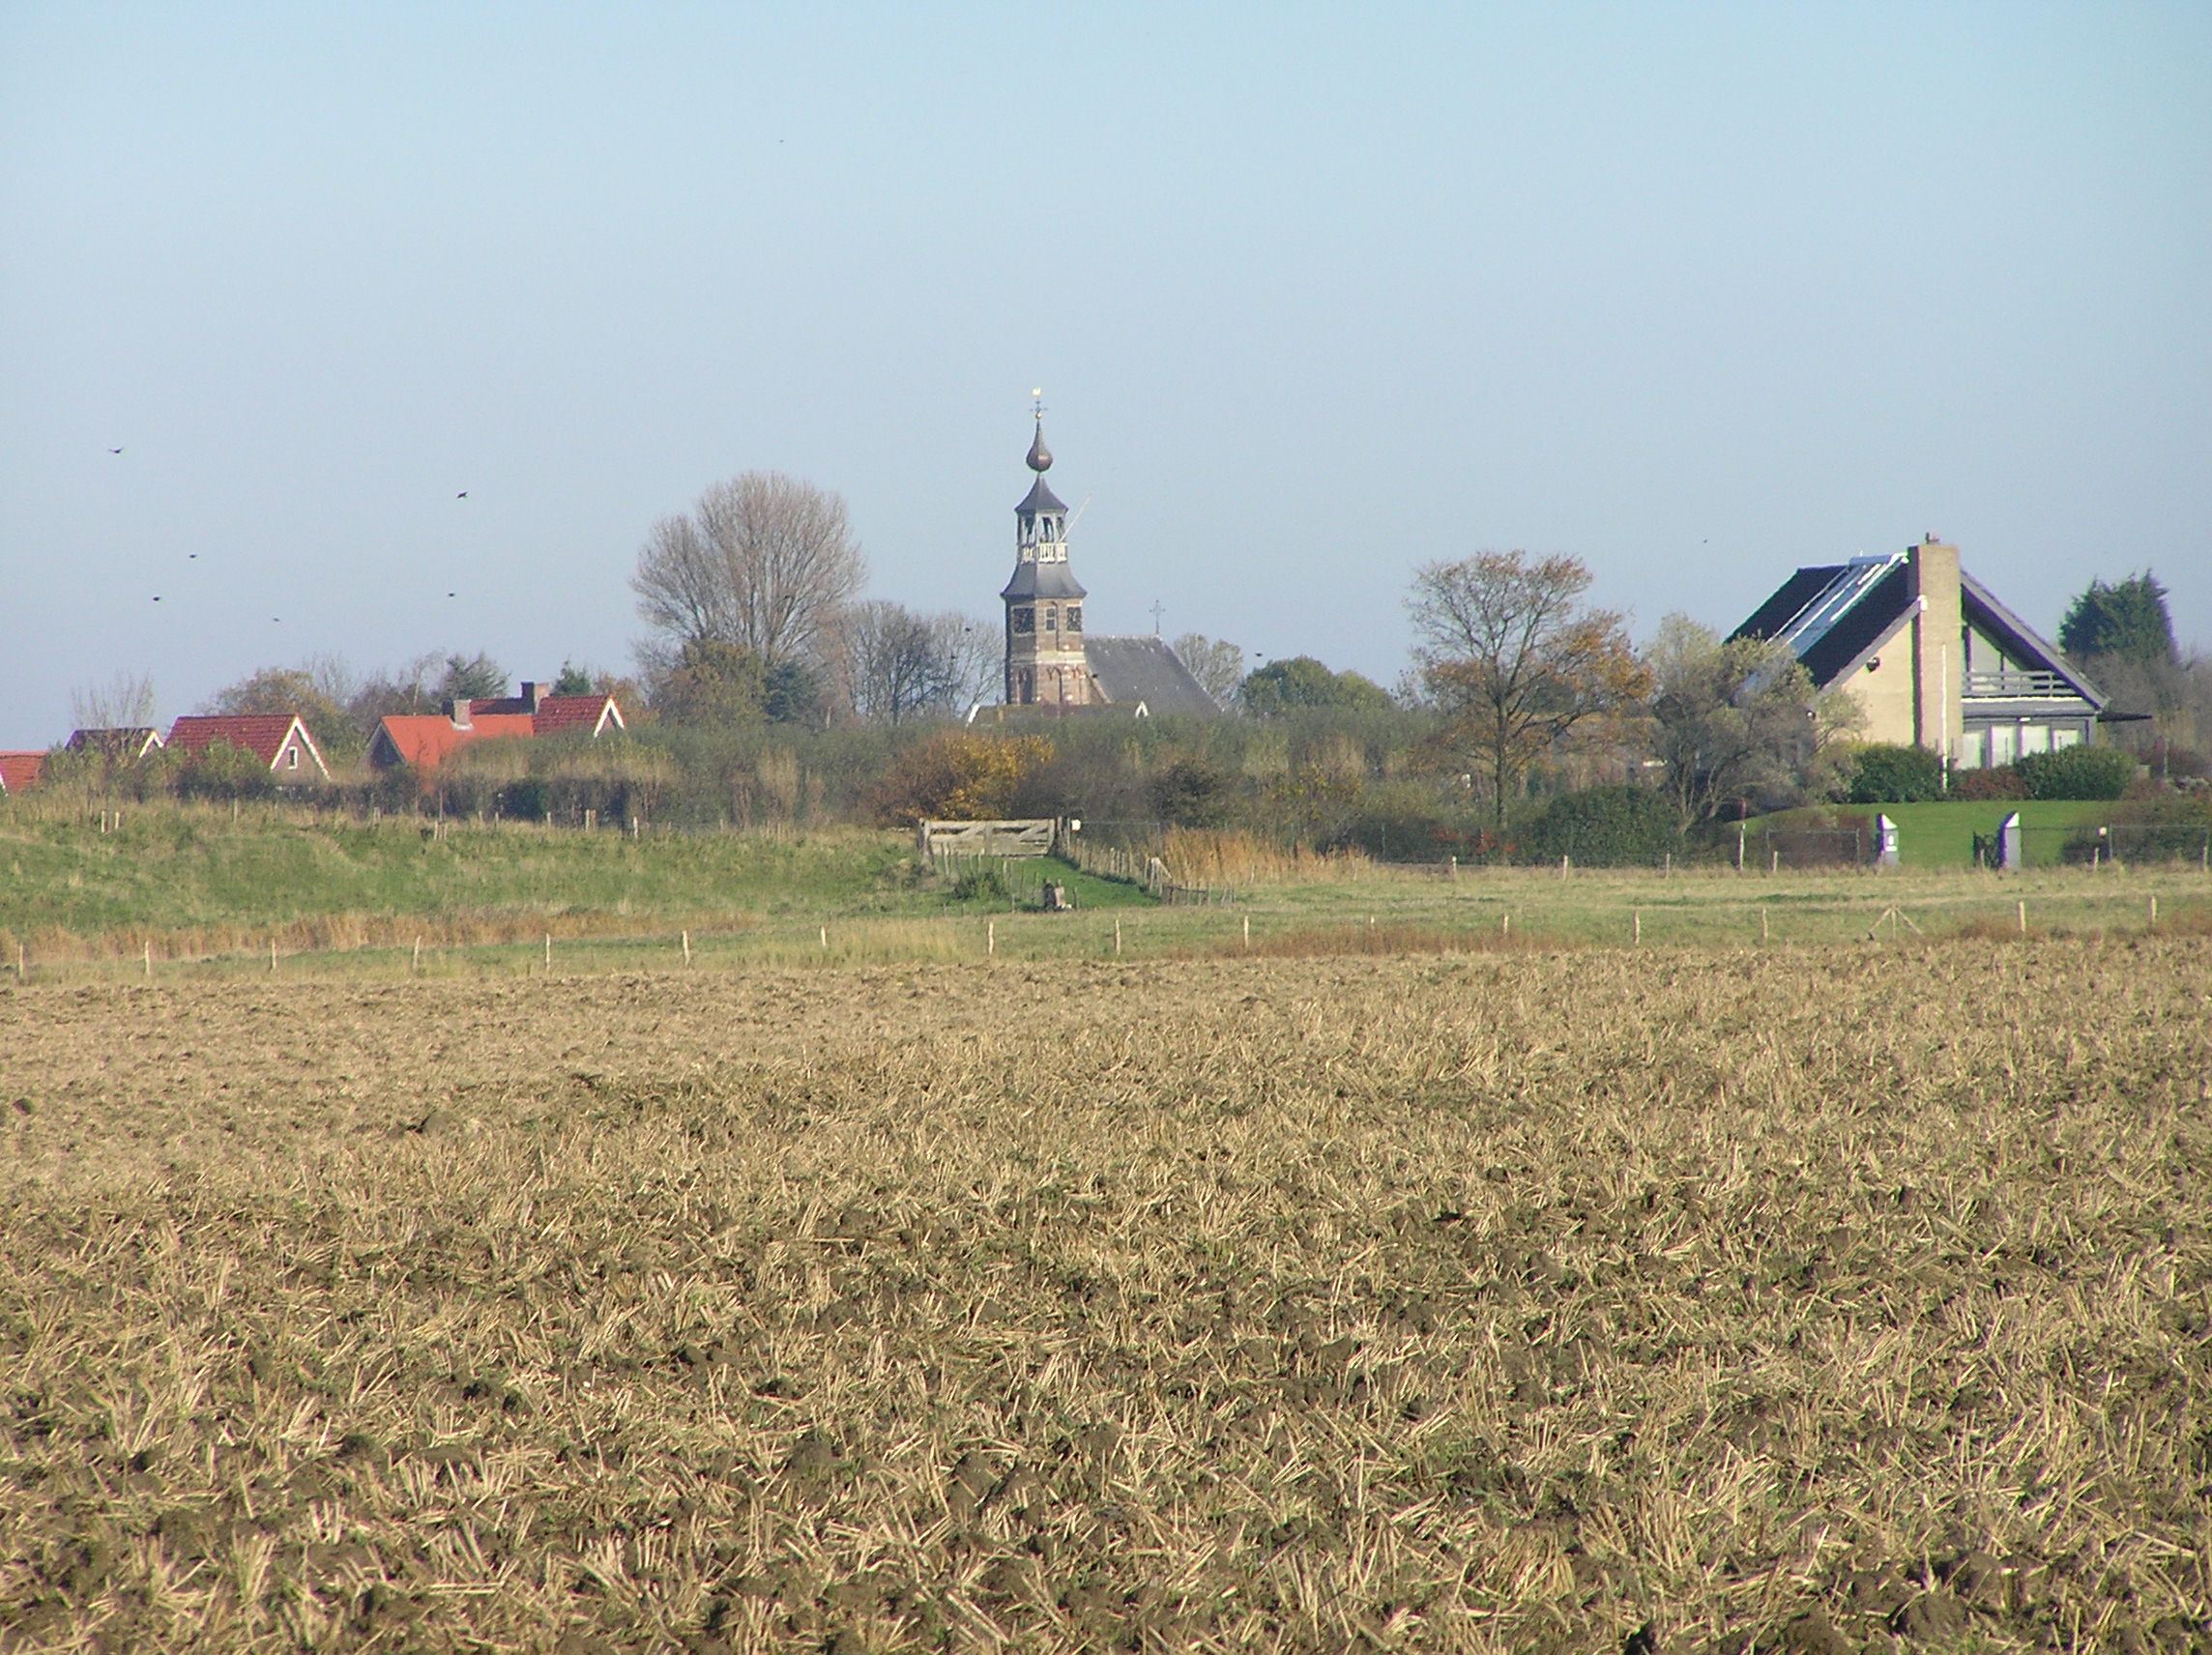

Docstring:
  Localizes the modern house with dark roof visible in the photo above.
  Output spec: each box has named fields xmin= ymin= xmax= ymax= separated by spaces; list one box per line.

xmin=1732 ymin=537 xmax=2104 ymax=771
xmin=996 ymin=409 xmax=1219 ymax=718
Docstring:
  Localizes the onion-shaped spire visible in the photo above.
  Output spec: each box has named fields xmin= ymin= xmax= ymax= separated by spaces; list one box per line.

xmin=1027 ymin=420 xmax=1053 ymax=474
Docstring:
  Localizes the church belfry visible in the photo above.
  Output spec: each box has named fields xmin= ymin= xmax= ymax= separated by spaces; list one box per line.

xmin=1001 ymin=396 xmax=1090 ymax=708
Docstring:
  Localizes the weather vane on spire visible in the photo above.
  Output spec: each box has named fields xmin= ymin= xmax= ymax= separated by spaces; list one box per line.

xmin=1031 ymin=387 xmax=1046 ymax=421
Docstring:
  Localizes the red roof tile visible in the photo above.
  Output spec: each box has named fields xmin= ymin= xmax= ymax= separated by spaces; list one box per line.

xmin=165 ymin=715 xmax=329 ymax=777
xmin=370 ymin=713 xmax=535 ymax=769
xmin=532 ymin=695 xmax=624 ymax=737
xmin=0 ymin=752 xmax=45 ymax=793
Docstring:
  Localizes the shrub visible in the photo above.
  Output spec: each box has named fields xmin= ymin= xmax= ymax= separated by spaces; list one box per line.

xmin=1949 ymin=765 xmax=2025 ymax=801
xmin=867 ymin=732 xmax=1055 ymax=824
xmin=1148 ymin=757 xmax=1238 ymax=828
xmin=1520 ymin=785 xmax=1682 ymax=867
xmin=1845 ymin=743 xmax=1944 ymax=803
xmin=946 ymin=861 xmax=1008 ymax=904
xmin=2014 ymin=743 xmax=2138 ymax=801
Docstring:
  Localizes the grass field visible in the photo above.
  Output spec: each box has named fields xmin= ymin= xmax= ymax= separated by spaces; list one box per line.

xmin=5 ymin=801 xmax=2211 ymax=983
xmin=3 ymin=930 xmax=2210 ymax=1652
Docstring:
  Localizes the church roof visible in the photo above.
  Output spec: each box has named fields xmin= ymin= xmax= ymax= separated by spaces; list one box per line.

xmin=1001 ymin=561 xmax=1088 ymax=600
xmin=1016 ymin=476 xmax=1067 ymax=517
xmin=1085 ymin=636 xmax=1221 ymax=716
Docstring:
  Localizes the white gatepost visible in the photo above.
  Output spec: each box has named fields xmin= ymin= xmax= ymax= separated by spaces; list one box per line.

xmin=1876 ymin=814 xmax=1901 ymax=869
xmin=1997 ymin=811 xmax=2023 ymax=872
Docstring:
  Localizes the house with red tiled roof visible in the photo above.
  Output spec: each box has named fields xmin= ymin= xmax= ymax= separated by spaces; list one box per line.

xmin=466 ymin=682 xmax=626 ymax=738
xmin=0 ymin=752 xmax=45 ymax=794
xmin=365 ymin=682 xmax=627 ymax=772
xmin=367 ymin=707 xmax=536 ymax=770
xmin=165 ymin=714 xmax=330 ymax=780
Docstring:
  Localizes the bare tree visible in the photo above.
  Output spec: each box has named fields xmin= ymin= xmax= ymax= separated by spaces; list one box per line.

xmin=1171 ymin=633 xmax=1246 ymax=709
xmin=632 ymin=472 xmax=866 ymax=669
xmin=1409 ymin=551 xmax=1648 ymax=828
xmin=830 ymin=603 xmax=995 ymax=725
xmin=71 ymin=671 xmax=158 ymax=731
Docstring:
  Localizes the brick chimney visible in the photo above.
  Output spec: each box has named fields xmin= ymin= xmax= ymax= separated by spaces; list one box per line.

xmin=521 ymin=681 xmax=545 ymax=712
xmin=445 ymin=698 xmax=472 ymax=729
xmin=1909 ymin=537 xmax=1963 ymax=762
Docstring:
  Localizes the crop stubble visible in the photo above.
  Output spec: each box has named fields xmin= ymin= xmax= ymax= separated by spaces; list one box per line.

xmin=1 ymin=943 xmax=2208 ymax=1653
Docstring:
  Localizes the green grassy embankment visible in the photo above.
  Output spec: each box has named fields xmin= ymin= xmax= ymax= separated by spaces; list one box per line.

xmin=0 ymin=800 xmax=1152 ymax=964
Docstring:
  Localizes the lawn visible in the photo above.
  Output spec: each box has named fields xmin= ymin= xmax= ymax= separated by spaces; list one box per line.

xmin=1739 ymin=799 xmax=2126 ymax=868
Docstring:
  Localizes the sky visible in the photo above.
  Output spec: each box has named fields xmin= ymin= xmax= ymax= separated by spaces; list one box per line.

xmin=3 ymin=3 xmax=2207 ymax=746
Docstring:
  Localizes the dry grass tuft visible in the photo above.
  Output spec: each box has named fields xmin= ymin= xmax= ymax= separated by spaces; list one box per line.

xmin=2 ymin=943 xmax=2208 ymax=1653
xmin=1159 ymin=828 xmax=1375 ymax=886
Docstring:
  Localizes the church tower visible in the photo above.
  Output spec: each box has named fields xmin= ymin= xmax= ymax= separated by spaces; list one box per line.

xmin=1001 ymin=401 xmax=1090 ymax=708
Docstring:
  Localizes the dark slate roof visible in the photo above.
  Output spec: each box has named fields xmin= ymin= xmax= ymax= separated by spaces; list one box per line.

xmin=1732 ymin=566 xmax=1845 ymax=644
xmin=1797 ymin=561 xmax=1913 ymax=686
xmin=1961 ymin=571 xmax=2104 ymax=707
xmin=1016 ymin=477 xmax=1067 ymax=517
xmin=1001 ymin=561 xmax=1088 ymax=600
xmin=1084 ymin=635 xmax=1221 ymax=716
xmin=1732 ymin=555 xmax=2107 ymax=711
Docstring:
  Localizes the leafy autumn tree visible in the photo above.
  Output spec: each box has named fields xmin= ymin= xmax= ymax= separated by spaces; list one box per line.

xmin=1408 ymin=551 xmax=1648 ymax=828
xmin=1644 ymin=616 xmax=1849 ymax=825
xmin=202 ymin=660 xmax=361 ymax=757
xmin=868 ymin=732 xmax=1054 ymax=823
xmin=647 ymin=638 xmax=767 ymax=728
xmin=1238 ymin=656 xmax=1392 ymax=714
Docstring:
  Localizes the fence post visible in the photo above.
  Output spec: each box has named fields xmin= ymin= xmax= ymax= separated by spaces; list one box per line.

xmin=682 ymin=929 xmax=691 ymax=965
xmin=987 ymin=919 xmax=995 ymax=957
xmin=1115 ymin=918 xmax=1121 ymax=955
xmin=2017 ymin=900 xmax=2026 ymax=936
xmin=1633 ymin=911 xmax=1641 ymax=944
xmin=544 ymin=934 xmax=551 ymax=971
xmin=1761 ymin=908 xmax=1769 ymax=944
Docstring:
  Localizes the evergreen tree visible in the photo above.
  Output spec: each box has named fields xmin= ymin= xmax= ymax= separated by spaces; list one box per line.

xmin=2059 ymin=571 xmax=2176 ymax=666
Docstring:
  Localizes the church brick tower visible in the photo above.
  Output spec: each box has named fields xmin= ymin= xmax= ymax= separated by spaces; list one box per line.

xmin=1001 ymin=403 xmax=1090 ymax=709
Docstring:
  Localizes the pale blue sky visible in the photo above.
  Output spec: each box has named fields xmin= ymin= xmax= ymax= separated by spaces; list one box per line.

xmin=3 ymin=3 xmax=2207 ymax=745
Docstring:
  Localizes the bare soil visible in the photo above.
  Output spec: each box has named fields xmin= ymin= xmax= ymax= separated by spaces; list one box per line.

xmin=2 ymin=942 xmax=2208 ymax=1652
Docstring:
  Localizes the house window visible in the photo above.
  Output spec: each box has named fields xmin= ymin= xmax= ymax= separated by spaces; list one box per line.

xmin=285 ymin=747 xmax=299 ymax=769
xmin=1990 ymin=725 xmax=2018 ymax=766
xmin=1012 ymin=607 xmax=1034 ymax=635
xmin=2019 ymin=724 xmax=2052 ymax=757
xmin=1065 ymin=605 xmax=1082 ymax=632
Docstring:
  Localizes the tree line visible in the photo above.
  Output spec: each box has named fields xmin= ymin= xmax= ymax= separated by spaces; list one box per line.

xmin=45 ymin=466 xmax=2208 ymax=851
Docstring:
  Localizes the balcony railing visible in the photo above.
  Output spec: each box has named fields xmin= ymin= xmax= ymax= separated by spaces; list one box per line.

xmin=1963 ymin=670 xmax=2072 ymax=699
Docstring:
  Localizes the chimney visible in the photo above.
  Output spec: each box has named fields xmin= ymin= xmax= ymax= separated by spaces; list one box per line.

xmin=445 ymin=698 xmax=472 ymax=729
xmin=522 ymin=681 xmax=545 ymax=712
